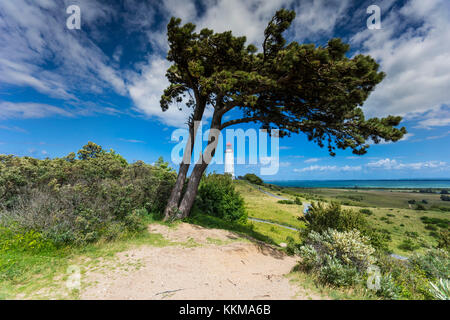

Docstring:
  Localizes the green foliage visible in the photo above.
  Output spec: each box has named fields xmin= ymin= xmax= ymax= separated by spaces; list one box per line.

xmin=243 ymin=173 xmax=263 ymax=185
xmin=162 ymin=9 xmax=405 ymax=160
xmin=415 ymin=203 xmax=426 ymax=210
xmin=437 ymin=230 xmax=449 ymax=250
xmin=420 ymin=216 xmax=449 ymax=229
xmin=376 ymin=254 xmax=433 ymax=300
xmin=428 ymin=279 xmax=449 ymax=300
xmin=359 ymin=208 xmax=373 ymax=216
xmin=0 ymin=144 xmax=176 ymax=246
xmin=409 ymin=249 xmax=449 ymax=280
xmin=195 ymin=174 xmax=247 ymax=223
xmin=294 ymin=197 xmax=302 ymax=205
xmin=441 ymin=195 xmax=450 ymax=201
xmin=300 ymin=202 xmax=390 ymax=251
xmin=0 ymin=227 xmax=54 ymax=253
xmin=301 ymin=202 xmax=366 ymax=233
xmin=277 ymin=199 xmax=294 ymax=204
xmin=398 ymin=238 xmax=420 ymax=251
xmin=298 ymin=229 xmax=376 ymax=287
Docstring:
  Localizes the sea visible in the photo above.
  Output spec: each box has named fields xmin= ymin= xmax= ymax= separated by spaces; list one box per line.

xmin=266 ymin=179 xmax=450 ymax=189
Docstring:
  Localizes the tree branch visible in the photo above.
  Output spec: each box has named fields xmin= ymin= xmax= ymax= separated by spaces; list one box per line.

xmin=220 ymin=116 xmax=263 ymax=129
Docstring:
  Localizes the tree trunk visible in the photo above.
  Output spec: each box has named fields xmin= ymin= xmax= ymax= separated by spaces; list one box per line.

xmin=163 ymin=103 xmax=205 ymax=221
xmin=176 ymin=162 xmax=208 ymax=219
xmin=163 ymin=162 xmax=189 ymax=221
xmin=176 ymin=114 xmax=222 ymax=219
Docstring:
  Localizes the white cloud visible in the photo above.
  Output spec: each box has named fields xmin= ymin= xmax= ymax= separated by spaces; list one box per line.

xmin=294 ymin=165 xmax=362 ymax=172
xmin=0 ymin=125 xmax=27 ymax=133
xmin=412 ymin=105 xmax=450 ymax=129
xmin=366 ymin=158 xmax=447 ymax=170
xmin=119 ymin=138 xmax=145 ymax=143
xmin=0 ymin=102 xmax=72 ymax=119
xmin=0 ymin=0 xmax=126 ymax=100
xmin=352 ymin=0 xmax=450 ymax=120
xmin=128 ymin=56 xmax=214 ymax=127
xmin=304 ymin=158 xmax=320 ymax=163
xmin=292 ymin=0 xmax=351 ymax=41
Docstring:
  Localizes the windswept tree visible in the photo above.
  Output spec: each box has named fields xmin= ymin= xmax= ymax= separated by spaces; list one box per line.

xmin=161 ymin=9 xmax=406 ymax=220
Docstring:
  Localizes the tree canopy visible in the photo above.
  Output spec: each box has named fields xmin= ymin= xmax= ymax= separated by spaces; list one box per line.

xmin=161 ymin=9 xmax=406 ymax=156
xmin=161 ymin=9 xmax=406 ymax=219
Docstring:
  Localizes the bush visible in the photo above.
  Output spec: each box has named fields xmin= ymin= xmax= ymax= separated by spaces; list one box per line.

xmin=359 ymin=208 xmax=373 ymax=216
xmin=441 ymin=195 xmax=450 ymax=201
xmin=294 ymin=197 xmax=302 ymax=205
xmin=195 ymin=173 xmax=247 ymax=223
xmin=298 ymin=229 xmax=376 ymax=287
xmin=428 ymin=279 xmax=449 ymax=300
xmin=398 ymin=238 xmax=420 ymax=251
xmin=0 ymin=144 xmax=176 ymax=246
xmin=376 ymin=253 xmax=433 ymax=300
xmin=437 ymin=230 xmax=449 ymax=250
xmin=300 ymin=202 xmax=390 ymax=251
xmin=409 ymin=249 xmax=449 ymax=280
xmin=243 ymin=173 xmax=263 ymax=185
xmin=415 ymin=204 xmax=426 ymax=210
xmin=277 ymin=199 xmax=294 ymax=204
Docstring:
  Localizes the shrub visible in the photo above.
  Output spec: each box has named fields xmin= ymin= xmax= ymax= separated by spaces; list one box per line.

xmin=300 ymin=202 xmax=390 ymax=251
xmin=243 ymin=173 xmax=263 ymax=185
xmin=441 ymin=195 xmax=450 ymax=201
xmin=0 ymin=144 xmax=176 ymax=246
xmin=409 ymin=249 xmax=449 ymax=280
xmin=415 ymin=204 xmax=426 ymax=210
xmin=428 ymin=279 xmax=449 ymax=300
xmin=294 ymin=197 xmax=302 ymax=205
xmin=376 ymin=253 xmax=433 ymax=300
xmin=298 ymin=229 xmax=376 ymax=287
xmin=398 ymin=238 xmax=420 ymax=251
xmin=277 ymin=199 xmax=294 ymax=204
xmin=377 ymin=274 xmax=401 ymax=299
xmin=195 ymin=173 xmax=247 ymax=223
xmin=359 ymin=208 xmax=373 ymax=216
xmin=437 ymin=230 xmax=449 ymax=250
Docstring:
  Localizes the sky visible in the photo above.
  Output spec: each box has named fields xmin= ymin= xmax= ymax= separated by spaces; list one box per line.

xmin=0 ymin=0 xmax=449 ymax=180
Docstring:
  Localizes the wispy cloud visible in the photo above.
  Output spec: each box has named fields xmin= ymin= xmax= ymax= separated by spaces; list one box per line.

xmin=352 ymin=0 xmax=450 ymax=119
xmin=304 ymin=158 xmax=320 ymax=163
xmin=119 ymin=138 xmax=146 ymax=143
xmin=366 ymin=158 xmax=447 ymax=170
xmin=0 ymin=124 xmax=27 ymax=133
xmin=0 ymin=102 xmax=73 ymax=119
xmin=294 ymin=165 xmax=362 ymax=173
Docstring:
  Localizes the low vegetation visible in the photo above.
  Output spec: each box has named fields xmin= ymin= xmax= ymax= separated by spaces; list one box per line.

xmin=1 ymin=147 xmax=448 ymax=300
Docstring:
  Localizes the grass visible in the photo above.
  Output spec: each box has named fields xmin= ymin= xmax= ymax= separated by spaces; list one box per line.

xmin=2 ymin=181 xmax=447 ymax=300
xmin=233 ymin=181 xmax=448 ymax=256
xmin=285 ymin=187 xmax=450 ymax=211
xmin=0 ymin=226 xmax=178 ymax=300
xmin=234 ymin=180 xmax=306 ymax=229
xmin=287 ymin=271 xmax=378 ymax=300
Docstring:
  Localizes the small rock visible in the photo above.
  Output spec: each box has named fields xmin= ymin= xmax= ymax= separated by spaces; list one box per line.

xmin=279 ymin=242 xmax=287 ymax=248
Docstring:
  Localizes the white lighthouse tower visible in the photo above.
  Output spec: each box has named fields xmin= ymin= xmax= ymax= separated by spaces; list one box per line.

xmin=224 ymin=142 xmax=235 ymax=179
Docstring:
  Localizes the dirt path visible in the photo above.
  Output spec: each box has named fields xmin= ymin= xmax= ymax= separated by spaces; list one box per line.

xmin=80 ymin=223 xmax=321 ymax=300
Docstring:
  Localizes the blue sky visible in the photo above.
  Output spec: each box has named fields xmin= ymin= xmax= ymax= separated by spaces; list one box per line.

xmin=0 ymin=0 xmax=449 ymax=180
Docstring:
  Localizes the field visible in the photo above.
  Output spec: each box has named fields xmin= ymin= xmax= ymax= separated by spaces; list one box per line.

xmin=234 ymin=181 xmax=449 ymax=256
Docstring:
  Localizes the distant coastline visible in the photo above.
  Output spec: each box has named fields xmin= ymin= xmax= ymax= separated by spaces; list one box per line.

xmin=265 ymin=179 xmax=450 ymax=189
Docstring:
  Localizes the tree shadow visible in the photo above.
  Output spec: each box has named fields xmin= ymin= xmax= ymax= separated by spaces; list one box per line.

xmin=185 ymin=210 xmax=289 ymax=260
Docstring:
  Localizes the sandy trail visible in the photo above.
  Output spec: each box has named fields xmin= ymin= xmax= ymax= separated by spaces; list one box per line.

xmin=81 ymin=223 xmax=321 ymax=300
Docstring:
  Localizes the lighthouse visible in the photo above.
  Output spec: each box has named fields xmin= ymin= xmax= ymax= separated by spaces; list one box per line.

xmin=224 ymin=142 xmax=235 ymax=179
